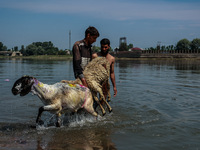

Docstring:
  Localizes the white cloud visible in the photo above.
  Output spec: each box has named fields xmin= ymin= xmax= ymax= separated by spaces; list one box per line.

xmin=1 ymin=0 xmax=200 ymax=22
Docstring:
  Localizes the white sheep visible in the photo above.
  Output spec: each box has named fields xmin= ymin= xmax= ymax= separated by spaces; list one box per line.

xmin=12 ymin=76 xmax=99 ymax=127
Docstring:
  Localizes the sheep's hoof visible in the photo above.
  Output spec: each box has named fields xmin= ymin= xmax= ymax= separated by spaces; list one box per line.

xmin=30 ymin=125 xmax=36 ymax=129
xmin=102 ymin=112 xmax=106 ymax=116
xmin=70 ymin=112 xmax=75 ymax=116
xmin=97 ymin=115 xmax=102 ymax=120
xmin=56 ymin=118 xmax=62 ymax=127
xmin=56 ymin=122 xmax=61 ymax=127
xmin=37 ymin=120 xmax=44 ymax=125
xmin=109 ymin=109 xmax=113 ymax=113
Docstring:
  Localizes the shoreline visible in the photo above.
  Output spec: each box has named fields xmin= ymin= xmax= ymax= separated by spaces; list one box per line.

xmin=1 ymin=54 xmax=200 ymax=61
xmin=0 ymin=55 xmax=72 ymax=60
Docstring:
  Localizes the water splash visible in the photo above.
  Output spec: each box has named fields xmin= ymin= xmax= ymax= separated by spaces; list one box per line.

xmin=34 ymin=110 xmax=113 ymax=130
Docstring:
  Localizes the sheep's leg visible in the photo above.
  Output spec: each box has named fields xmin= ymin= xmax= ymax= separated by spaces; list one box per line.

xmin=88 ymin=82 xmax=106 ymax=115
xmin=83 ymin=95 xmax=99 ymax=118
xmin=36 ymin=106 xmax=45 ymax=125
xmin=98 ymin=89 xmax=112 ymax=113
xmin=104 ymin=99 xmax=112 ymax=112
xmin=36 ymin=104 xmax=61 ymax=126
xmin=93 ymin=94 xmax=106 ymax=116
xmin=101 ymin=81 xmax=111 ymax=103
xmin=107 ymin=82 xmax=111 ymax=102
xmin=91 ymin=84 xmax=112 ymax=113
xmin=56 ymin=113 xmax=62 ymax=127
xmin=85 ymin=105 xmax=98 ymax=118
xmin=101 ymin=82 xmax=108 ymax=105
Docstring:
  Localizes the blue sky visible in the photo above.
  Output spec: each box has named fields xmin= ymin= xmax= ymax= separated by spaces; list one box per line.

xmin=0 ymin=0 xmax=200 ymax=50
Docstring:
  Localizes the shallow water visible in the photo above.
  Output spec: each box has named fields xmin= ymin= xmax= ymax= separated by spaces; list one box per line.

xmin=0 ymin=58 xmax=200 ymax=150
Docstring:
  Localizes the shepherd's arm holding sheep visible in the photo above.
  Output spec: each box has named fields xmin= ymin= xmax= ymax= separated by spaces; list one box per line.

xmin=92 ymin=38 xmax=117 ymax=97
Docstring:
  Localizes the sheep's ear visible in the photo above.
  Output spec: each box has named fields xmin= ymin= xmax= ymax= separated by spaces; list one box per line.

xmin=11 ymin=76 xmax=33 ymax=96
xmin=12 ymin=77 xmax=23 ymax=95
xmin=20 ymin=85 xmax=32 ymax=96
xmin=20 ymin=78 xmax=34 ymax=96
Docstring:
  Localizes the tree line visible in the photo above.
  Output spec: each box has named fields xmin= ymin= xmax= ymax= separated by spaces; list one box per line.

xmin=0 ymin=41 xmax=67 ymax=56
xmin=118 ymin=38 xmax=200 ymax=52
xmin=1 ymin=38 xmax=200 ymax=55
xmin=146 ymin=38 xmax=200 ymax=53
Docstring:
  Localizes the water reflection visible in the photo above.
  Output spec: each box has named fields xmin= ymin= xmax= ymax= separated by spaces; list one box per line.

xmin=116 ymin=59 xmax=200 ymax=81
xmin=0 ymin=123 xmax=117 ymax=150
xmin=116 ymin=59 xmax=200 ymax=70
xmin=36 ymin=127 xmax=116 ymax=150
xmin=0 ymin=58 xmax=74 ymax=83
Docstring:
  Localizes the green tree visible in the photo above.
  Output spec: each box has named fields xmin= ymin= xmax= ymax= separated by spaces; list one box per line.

xmin=0 ymin=42 xmax=7 ymax=51
xmin=161 ymin=45 xmax=166 ymax=51
xmin=170 ymin=45 xmax=174 ymax=50
xmin=14 ymin=46 xmax=18 ymax=51
xmin=58 ymin=50 xmax=67 ymax=55
xmin=3 ymin=46 xmax=7 ymax=51
xmin=176 ymin=39 xmax=190 ymax=53
xmin=34 ymin=42 xmax=42 ymax=47
xmin=190 ymin=38 xmax=200 ymax=53
xmin=92 ymin=46 xmax=100 ymax=52
xmin=20 ymin=45 xmax=26 ymax=55
xmin=0 ymin=42 xmax=3 ymax=51
xmin=128 ymin=43 xmax=133 ymax=49
xmin=24 ymin=41 xmax=59 ymax=56
xmin=37 ymin=46 xmax=45 ymax=55
xmin=26 ymin=44 xmax=38 ymax=55
xmin=147 ymin=47 xmax=156 ymax=51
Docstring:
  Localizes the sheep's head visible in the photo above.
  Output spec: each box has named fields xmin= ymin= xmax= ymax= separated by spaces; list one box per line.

xmin=12 ymin=76 xmax=35 ymax=96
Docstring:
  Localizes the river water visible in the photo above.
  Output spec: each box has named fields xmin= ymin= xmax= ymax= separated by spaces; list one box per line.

xmin=0 ymin=58 xmax=200 ymax=150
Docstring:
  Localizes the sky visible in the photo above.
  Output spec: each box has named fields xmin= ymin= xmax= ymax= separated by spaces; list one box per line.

xmin=0 ymin=0 xmax=200 ymax=50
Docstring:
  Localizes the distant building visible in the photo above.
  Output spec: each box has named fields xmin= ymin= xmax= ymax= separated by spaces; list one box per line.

xmin=0 ymin=51 xmax=23 ymax=56
xmin=11 ymin=51 xmax=23 ymax=56
xmin=0 ymin=51 xmax=12 ymax=56
xmin=65 ymin=49 xmax=71 ymax=55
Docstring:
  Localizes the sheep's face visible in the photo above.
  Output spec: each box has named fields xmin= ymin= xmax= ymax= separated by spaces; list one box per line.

xmin=12 ymin=76 xmax=34 ymax=96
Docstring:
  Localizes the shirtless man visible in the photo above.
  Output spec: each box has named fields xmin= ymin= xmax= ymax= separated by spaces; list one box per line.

xmin=92 ymin=38 xmax=117 ymax=97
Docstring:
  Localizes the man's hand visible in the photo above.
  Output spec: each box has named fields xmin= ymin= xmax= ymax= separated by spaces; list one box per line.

xmin=81 ymin=78 xmax=88 ymax=87
xmin=113 ymin=87 xmax=117 ymax=97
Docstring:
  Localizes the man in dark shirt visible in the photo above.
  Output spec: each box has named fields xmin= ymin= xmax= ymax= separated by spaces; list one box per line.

xmin=72 ymin=26 xmax=100 ymax=87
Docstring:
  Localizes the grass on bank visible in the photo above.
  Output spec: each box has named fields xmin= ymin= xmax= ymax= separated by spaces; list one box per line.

xmin=0 ymin=55 xmax=73 ymax=60
xmin=1 ymin=54 xmax=200 ymax=61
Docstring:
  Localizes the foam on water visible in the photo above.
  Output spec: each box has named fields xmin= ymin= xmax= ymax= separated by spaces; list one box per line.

xmin=35 ymin=111 xmax=110 ymax=130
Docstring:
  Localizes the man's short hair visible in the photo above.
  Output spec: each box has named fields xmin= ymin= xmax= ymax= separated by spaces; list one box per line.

xmin=85 ymin=26 xmax=100 ymax=38
xmin=100 ymin=38 xmax=110 ymax=46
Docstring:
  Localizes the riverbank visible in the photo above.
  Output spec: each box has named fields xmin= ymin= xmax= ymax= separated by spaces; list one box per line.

xmin=1 ymin=53 xmax=200 ymax=60
xmin=0 ymin=55 xmax=72 ymax=60
xmin=111 ymin=51 xmax=200 ymax=60
xmin=141 ymin=53 xmax=200 ymax=59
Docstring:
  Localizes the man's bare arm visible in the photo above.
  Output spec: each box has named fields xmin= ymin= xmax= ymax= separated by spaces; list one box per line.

xmin=110 ymin=58 xmax=117 ymax=96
